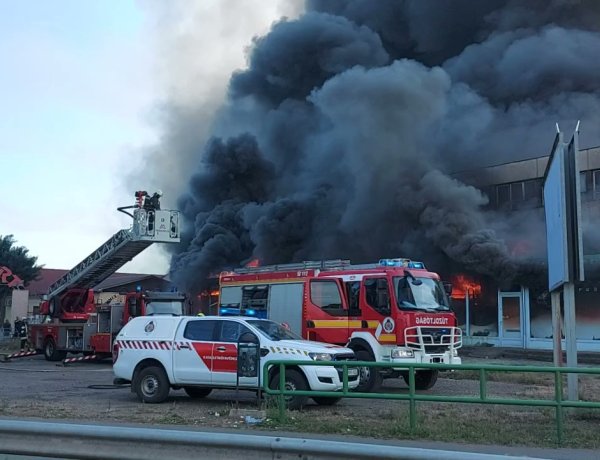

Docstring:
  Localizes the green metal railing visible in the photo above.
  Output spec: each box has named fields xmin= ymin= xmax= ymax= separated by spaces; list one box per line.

xmin=263 ymin=360 xmax=600 ymax=444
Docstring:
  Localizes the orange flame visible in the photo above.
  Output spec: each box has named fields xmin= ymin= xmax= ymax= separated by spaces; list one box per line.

xmin=246 ymin=258 xmax=260 ymax=268
xmin=451 ymin=274 xmax=481 ymax=299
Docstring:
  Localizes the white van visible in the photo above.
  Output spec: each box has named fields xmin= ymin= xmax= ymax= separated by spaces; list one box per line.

xmin=113 ymin=316 xmax=359 ymax=409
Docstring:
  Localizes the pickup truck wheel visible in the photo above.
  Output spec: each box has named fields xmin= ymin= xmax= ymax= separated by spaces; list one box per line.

xmin=44 ymin=338 xmax=66 ymax=362
xmin=402 ymin=369 xmax=439 ymax=390
xmin=269 ymin=369 xmax=308 ymax=410
xmin=184 ymin=387 xmax=212 ymax=399
xmin=312 ymin=396 xmax=341 ymax=406
xmin=354 ymin=350 xmax=382 ymax=392
xmin=135 ymin=366 xmax=170 ymax=403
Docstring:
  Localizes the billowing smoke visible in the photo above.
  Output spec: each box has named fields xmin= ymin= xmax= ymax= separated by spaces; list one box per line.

xmin=163 ymin=0 xmax=600 ymax=292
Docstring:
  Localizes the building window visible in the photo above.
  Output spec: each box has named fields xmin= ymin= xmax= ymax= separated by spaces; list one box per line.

xmin=511 ymin=182 xmax=525 ymax=202
xmin=593 ymin=170 xmax=600 ymax=200
xmin=497 ymin=184 xmax=511 ymax=210
xmin=495 ymin=179 xmax=542 ymax=210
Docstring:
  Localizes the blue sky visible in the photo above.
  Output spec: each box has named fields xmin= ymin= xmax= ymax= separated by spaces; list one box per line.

xmin=0 ymin=1 xmax=163 ymax=273
xmin=0 ymin=0 xmax=299 ymax=275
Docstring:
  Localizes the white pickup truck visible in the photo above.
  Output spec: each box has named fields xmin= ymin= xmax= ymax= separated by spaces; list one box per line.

xmin=113 ymin=316 xmax=359 ymax=409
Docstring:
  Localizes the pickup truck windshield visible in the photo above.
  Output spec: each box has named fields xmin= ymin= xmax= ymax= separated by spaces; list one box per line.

xmin=394 ymin=276 xmax=450 ymax=312
xmin=246 ymin=320 xmax=302 ymax=341
xmin=145 ymin=300 xmax=183 ymax=316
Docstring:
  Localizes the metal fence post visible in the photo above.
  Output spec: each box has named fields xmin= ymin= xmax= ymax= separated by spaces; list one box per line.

xmin=479 ymin=368 xmax=487 ymax=401
xmin=278 ymin=363 xmax=286 ymax=421
xmin=261 ymin=359 xmax=600 ymax=444
xmin=408 ymin=366 xmax=416 ymax=432
xmin=555 ymin=370 xmax=563 ymax=445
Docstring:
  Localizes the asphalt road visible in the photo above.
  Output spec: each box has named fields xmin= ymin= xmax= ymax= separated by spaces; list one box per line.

xmin=0 ymin=354 xmax=527 ymax=408
xmin=1 ymin=354 xmax=599 ymax=459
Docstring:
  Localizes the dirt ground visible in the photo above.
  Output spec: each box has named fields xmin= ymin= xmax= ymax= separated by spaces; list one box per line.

xmin=2 ymin=351 xmax=600 ymax=449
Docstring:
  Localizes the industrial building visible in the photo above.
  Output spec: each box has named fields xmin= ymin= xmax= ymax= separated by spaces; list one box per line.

xmin=451 ymin=146 xmax=600 ymax=351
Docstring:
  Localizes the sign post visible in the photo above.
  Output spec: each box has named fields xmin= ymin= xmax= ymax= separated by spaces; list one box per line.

xmin=543 ymin=125 xmax=584 ymax=401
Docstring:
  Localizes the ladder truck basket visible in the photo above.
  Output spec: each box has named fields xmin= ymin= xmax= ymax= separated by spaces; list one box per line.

xmin=46 ymin=202 xmax=180 ymax=301
xmin=404 ymin=326 xmax=462 ymax=354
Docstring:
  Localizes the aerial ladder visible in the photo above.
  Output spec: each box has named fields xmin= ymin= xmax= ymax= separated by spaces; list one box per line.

xmin=43 ymin=190 xmax=180 ymax=320
xmin=18 ymin=191 xmax=184 ymax=363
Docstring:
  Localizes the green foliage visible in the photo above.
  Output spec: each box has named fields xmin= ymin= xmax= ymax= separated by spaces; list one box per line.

xmin=0 ymin=234 xmax=43 ymax=321
xmin=0 ymin=234 xmax=42 ymax=284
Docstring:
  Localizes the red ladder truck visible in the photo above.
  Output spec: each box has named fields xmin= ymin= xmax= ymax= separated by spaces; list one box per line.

xmin=218 ymin=258 xmax=462 ymax=391
xmin=29 ymin=191 xmax=185 ymax=362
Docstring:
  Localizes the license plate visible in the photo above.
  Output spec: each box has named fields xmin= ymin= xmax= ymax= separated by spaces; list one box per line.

xmin=348 ymin=368 xmax=358 ymax=377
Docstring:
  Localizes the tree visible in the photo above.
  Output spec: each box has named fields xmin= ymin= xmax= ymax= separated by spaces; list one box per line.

xmin=0 ymin=235 xmax=42 ymax=322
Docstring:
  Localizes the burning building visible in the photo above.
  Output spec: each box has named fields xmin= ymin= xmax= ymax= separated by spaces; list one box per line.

xmin=143 ymin=1 xmax=600 ymax=351
xmin=450 ymin=145 xmax=600 ymax=350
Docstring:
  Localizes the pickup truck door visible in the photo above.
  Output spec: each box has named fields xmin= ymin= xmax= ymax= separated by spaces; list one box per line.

xmin=212 ymin=319 xmax=257 ymax=387
xmin=172 ymin=319 xmax=217 ymax=384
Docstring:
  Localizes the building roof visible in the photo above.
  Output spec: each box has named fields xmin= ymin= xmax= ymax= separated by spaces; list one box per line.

xmin=453 ymin=145 xmax=600 ymax=187
xmin=26 ymin=268 xmax=168 ymax=296
xmin=26 ymin=269 xmax=68 ymax=296
xmin=94 ymin=273 xmax=165 ymax=291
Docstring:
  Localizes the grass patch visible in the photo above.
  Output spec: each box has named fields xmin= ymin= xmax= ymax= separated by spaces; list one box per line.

xmin=153 ymin=412 xmax=188 ymax=425
xmin=443 ymin=369 xmax=556 ymax=385
xmin=262 ymin=403 xmax=600 ymax=449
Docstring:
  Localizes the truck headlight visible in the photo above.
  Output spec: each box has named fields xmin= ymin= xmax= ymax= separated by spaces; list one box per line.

xmin=391 ymin=349 xmax=414 ymax=359
xmin=309 ymin=352 xmax=333 ymax=361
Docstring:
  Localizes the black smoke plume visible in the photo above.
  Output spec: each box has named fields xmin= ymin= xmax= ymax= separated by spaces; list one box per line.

xmin=168 ymin=1 xmax=600 ymax=292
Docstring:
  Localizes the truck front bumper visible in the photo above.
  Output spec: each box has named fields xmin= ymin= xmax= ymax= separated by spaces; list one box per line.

xmin=389 ymin=350 xmax=461 ymax=367
xmin=301 ymin=364 xmax=360 ymax=391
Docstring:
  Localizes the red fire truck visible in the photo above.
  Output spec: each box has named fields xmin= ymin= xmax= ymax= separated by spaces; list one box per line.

xmin=219 ymin=258 xmax=462 ymax=391
xmin=29 ymin=191 xmax=185 ymax=362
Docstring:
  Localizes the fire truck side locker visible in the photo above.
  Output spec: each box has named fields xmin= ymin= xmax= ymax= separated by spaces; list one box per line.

xmin=267 ymin=284 xmax=304 ymax=334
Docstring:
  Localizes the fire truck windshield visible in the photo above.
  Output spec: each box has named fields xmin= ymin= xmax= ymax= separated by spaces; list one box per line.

xmin=394 ymin=277 xmax=450 ymax=312
xmin=246 ymin=319 xmax=302 ymax=341
xmin=145 ymin=300 xmax=183 ymax=316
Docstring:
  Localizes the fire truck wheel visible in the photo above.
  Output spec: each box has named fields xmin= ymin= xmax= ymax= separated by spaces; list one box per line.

xmin=184 ymin=387 xmax=212 ymax=398
xmin=43 ymin=338 xmax=66 ymax=361
xmin=354 ymin=350 xmax=382 ymax=393
xmin=269 ymin=369 xmax=308 ymax=410
xmin=135 ymin=366 xmax=170 ymax=403
xmin=403 ymin=370 xmax=439 ymax=390
xmin=312 ymin=396 xmax=341 ymax=406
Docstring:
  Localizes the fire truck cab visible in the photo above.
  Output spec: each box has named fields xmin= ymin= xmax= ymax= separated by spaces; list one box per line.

xmin=219 ymin=258 xmax=462 ymax=392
